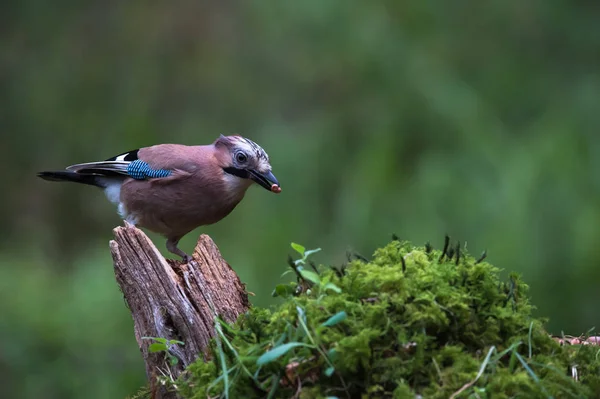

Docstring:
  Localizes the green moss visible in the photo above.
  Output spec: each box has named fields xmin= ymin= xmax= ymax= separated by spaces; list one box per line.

xmin=170 ymin=239 xmax=600 ymax=398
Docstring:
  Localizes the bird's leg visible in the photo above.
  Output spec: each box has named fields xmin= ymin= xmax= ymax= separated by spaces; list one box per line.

xmin=166 ymin=236 xmax=192 ymax=263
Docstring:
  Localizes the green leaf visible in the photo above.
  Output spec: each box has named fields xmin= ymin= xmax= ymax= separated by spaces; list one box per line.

xmin=299 ymin=269 xmax=321 ymax=284
xmin=256 ymin=342 xmax=311 ymax=365
xmin=168 ymin=339 xmax=184 ymax=346
xmin=321 ymin=311 xmax=347 ymax=327
xmin=148 ymin=343 xmax=167 ymax=353
xmin=327 ymin=347 xmax=339 ymax=361
xmin=142 ymin=336 xmax=167 ymax=344
xmin=325 ymin=366 xmax=335 ymax=377
xmin=304 ymin=248 xmax=322 ymax=257
xmin=323 ymin=282 xmax=342 ymax=293
xmin=291 ymin=242 xmax=305 ymax=256
xmin=272 ymin=284 xmax=295 ymax=298
xmin=168 ymin=355 xmax=179 ymax=366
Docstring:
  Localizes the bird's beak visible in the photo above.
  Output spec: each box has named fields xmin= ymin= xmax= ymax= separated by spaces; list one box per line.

xmin=249 ymin=169 xmax=280 ymax=193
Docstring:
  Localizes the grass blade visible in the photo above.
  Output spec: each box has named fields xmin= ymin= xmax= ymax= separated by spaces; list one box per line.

xmin=450 ymin=346 xmax=496 ymax=399
xmin=257 ymin=342 xmax=312 ymax=366
xmin=321 ymin=311 xmax=347 ymax=327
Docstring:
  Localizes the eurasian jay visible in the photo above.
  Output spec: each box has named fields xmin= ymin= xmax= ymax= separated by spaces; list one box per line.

xmin=38 ymin=134 xmax=281 ymax=262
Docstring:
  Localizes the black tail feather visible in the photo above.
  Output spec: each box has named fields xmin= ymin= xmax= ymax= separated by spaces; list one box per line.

xmin=37 ymin=171 xmax=103 ymax=187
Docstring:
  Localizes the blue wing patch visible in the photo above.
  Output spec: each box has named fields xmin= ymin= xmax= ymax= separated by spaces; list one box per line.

xmin=127 ymin=160 xmax=172 ymax=180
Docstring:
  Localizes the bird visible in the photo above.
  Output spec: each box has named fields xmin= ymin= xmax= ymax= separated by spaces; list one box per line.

xmin=38 ymin=134 xmax=281 ymax=262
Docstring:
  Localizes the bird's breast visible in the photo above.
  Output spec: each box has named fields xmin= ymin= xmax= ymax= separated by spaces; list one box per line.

xmin=118 ymin=172 xmax=249 ymax=237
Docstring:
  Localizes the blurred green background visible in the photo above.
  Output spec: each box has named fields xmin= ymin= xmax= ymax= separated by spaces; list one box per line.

xmin=2 ymin=1 xmax=599 ymax=398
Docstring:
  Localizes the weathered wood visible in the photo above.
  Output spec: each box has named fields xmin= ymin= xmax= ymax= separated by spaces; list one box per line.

xmin=110 ymin=221 xmax=250 ymax=398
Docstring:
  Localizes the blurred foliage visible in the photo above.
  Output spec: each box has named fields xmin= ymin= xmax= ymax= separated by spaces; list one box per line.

xmin=1 ymin=1 xmax=599 ymax=398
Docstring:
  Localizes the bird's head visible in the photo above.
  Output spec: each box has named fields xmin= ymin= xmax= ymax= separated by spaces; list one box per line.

xmin=214 ymin=134 xmax=281 ymax=194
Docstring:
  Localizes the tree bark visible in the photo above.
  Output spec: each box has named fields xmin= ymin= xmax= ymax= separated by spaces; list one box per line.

xmin=109 ymin=221 xmax=250 ymax=399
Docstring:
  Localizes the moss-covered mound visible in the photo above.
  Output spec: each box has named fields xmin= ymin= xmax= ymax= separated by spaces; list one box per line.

xmin=175 ymin=238 xmax=600 ymax=398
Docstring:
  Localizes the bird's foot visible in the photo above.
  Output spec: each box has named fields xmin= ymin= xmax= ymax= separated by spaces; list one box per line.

xmin=166 ymin=238 xmax=193 ymax=263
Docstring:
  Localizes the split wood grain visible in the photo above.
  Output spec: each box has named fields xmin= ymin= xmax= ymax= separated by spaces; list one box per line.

xmin=110 ymin=222 xmax=249 ymax=398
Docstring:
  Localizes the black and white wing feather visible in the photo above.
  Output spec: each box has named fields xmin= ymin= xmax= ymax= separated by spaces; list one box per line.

xmin=38 ymin=148 xmax=172 ymax=186
xmin=65 ymin=149 xmax=140 ymax=177
xmin=105 ymin=149 xmax=140 ymax=162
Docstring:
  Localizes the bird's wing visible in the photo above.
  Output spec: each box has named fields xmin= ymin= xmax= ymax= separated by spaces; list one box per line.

xmin=65 ymin=148 xmax=176 ymax=180
xmin=66 ymin=161 xmax=130 ymax=176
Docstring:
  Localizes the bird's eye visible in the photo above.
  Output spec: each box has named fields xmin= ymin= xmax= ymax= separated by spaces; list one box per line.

xmin=235 ymin=152 xmax=248 ymax=163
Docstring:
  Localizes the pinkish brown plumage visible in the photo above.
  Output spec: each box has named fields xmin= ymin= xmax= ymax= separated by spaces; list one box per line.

xmin=38 ymin=135 xmax=281 ymax=261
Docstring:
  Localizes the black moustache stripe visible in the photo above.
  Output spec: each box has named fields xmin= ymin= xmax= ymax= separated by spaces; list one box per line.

xmin=223 ymin=167 xmax=249 ymax=179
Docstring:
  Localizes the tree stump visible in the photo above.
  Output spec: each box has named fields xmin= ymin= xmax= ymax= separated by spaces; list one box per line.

xmin=109 ymin=221 xmax=250 ymax=399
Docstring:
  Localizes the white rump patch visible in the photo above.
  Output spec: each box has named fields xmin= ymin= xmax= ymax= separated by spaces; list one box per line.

xmin=101 ymin=181 xmax=129 ymax=219
xmin=103 ymin=182 xmax=122 ymax=205
xmin=99 ymin=179 xmax=137 ymax=223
